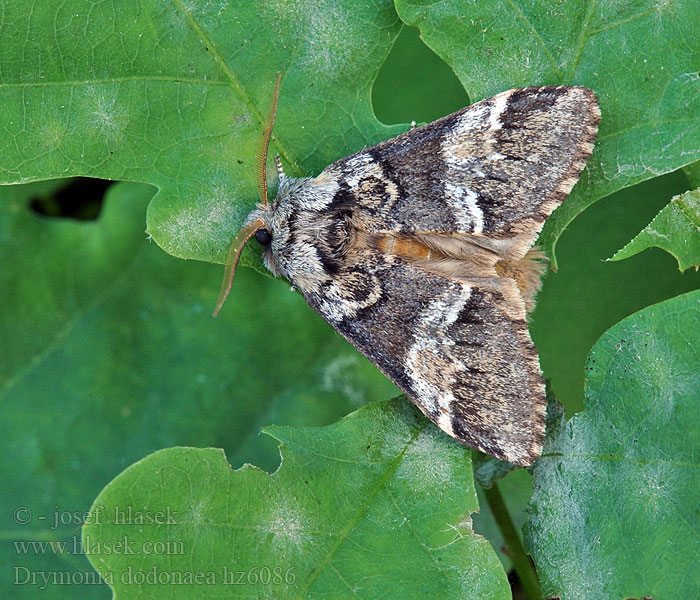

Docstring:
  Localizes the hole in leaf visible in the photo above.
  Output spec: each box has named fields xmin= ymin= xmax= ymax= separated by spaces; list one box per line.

xmin=29 ymin=177 xmax=112 ymax=221
xmin=372 ymin=25 xmax=469 ymax=126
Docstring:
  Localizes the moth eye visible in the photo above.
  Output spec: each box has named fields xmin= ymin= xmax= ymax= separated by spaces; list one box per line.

xmin=255 ymin=228 xmax=272 ymax=246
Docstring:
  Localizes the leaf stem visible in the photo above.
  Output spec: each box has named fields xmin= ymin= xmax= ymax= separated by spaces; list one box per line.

xmin=482 ymin=481 xmax=543 ymax=600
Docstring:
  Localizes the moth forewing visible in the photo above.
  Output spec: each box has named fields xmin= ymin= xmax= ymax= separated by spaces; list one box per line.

xmin=220 ymin=85 xmax=600 ymax=466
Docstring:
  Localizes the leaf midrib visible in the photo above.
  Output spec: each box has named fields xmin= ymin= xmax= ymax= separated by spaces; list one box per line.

xmin=169 ymin=0 xmax=297 ymax=173
xmin=504 ymin=0 xmax=562 ymax=79
xmin=296 ymin=423 xmax=427 ymax=598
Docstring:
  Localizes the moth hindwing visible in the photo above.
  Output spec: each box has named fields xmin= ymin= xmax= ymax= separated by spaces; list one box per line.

xmin=224 ymin=85 xmax=600 ymax=466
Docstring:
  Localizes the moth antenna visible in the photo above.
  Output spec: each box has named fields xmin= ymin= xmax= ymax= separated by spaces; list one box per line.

xmin=275 ymin=155 xmax=286 ymax=180
xmin=256 ymin=72 xmax=282 ymax=206
xmin=215 ymin=74 xmax=281 ymax=316
xmin=213 ymin=217 xmax=266 ymax=317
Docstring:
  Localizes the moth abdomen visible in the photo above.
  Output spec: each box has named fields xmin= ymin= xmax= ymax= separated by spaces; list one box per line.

xmin=374 ymin=235 xmax=436 ymax=261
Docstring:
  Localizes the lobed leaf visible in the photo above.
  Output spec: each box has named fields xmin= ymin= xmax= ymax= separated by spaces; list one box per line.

xmin=82 ymin=399 xmax=510 ymax=599
xmin=530 ymin=171 xmax=700 ymax=413
xmin=0 ymin=0 xmax=404 ymax=265
xmin=3 ymin=2 xmax=700 ymax=596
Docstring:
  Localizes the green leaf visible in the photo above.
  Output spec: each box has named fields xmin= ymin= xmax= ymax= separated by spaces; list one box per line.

xmin=2 ymin=2 xmax=700 ymax=267
xmin=372 ymin=24 xmax=469 ymax=125
xmin=0 ymin=181 xmax=396 ymax=598
xmin=472 ymin=453 xmax=516 ymax=490
xmin=610 ymin=188 xmax=700 ymax=271
xmin=524 ymin=290 xmax=700 ymax=600
xmin=0 ymin=0 xmax=404 ymax=265
xmin=83 ymin=400 xmax=510 ymax=599
xmin=396 ymin=0 xmax=700 ymax=266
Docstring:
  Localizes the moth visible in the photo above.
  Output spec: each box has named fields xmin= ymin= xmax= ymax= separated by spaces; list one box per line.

xmin=215 ymin=74 xmax=600 ymax=465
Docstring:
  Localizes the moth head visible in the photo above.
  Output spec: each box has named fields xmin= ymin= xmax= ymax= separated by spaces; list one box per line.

xmin=213 ymin=73 xmax=282 ymax=318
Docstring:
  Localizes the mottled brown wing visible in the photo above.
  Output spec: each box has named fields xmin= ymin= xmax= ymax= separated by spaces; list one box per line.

xmin=324 ymin=86 xmax=599 ymax=256
xmin=283 ymin=86 xmax=599 ymax=464
xmin=301 ymin=255 xmax=544 ymax=465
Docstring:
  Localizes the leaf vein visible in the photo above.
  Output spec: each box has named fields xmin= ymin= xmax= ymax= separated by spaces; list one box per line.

xmin=504 ymin=0 xmax=562 ymax=79
xmin=296 ymin=423 xmax=426 ymax=598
